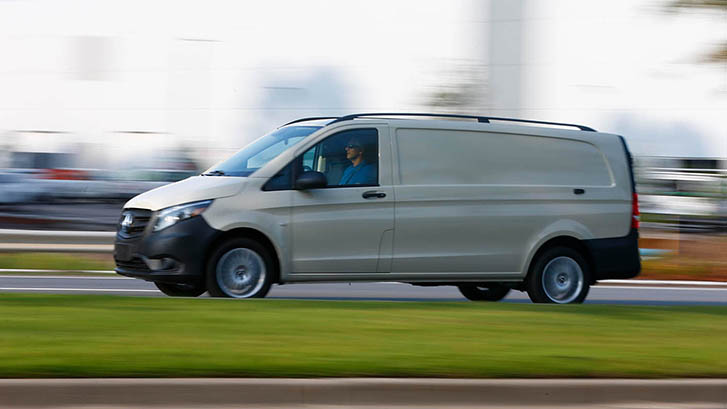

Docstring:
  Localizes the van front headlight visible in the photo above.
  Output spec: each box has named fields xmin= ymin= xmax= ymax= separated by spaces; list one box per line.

xmin=153 ymin=200 xmax=212 ymax=232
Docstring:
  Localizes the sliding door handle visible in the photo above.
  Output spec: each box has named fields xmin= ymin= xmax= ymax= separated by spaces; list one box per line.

xmin=362 ymin=191 xmax=386 ymax=199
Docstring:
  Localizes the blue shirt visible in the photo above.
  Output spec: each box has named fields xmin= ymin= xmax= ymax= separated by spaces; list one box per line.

xmin=339 ymin=161 xmax=376 ymax=185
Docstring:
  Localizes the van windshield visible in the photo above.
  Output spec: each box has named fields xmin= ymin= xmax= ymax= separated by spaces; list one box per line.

xmin=203 ymin=126 xmax=320 ymax=177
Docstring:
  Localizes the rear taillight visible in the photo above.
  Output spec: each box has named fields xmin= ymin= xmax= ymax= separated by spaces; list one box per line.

xmin=631 ymin=192 xmax=640 ymax=229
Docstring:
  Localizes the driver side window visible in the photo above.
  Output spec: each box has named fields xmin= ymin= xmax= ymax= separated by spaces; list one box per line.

xmin=262 ymin=128 xmax=379 ymax=191
xmin=301 ymin=148 xmax=316 ymax=172
xmin=301 ymin=128 xmax=378 ymax=187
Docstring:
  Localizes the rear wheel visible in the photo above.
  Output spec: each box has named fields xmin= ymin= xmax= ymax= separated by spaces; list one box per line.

xmin=154 ymin=282 xmax=206 ymax=297
xmin=206 ymin=238 xmax=274 ymax=299
xmin=458 ymin=283 xmax=510 ymax=301
xmin=526 ymin=246 xmax=590 ymax=304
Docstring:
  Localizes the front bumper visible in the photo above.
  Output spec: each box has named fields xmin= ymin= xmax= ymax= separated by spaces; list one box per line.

xmin=585 ymin=228 xmax=641 ymax=281
xmin=114 ymin=214 xmax=220 ymax=284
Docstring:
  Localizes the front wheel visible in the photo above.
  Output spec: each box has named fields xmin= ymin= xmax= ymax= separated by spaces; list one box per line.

xmin=154 ymin=282 xmax=206 ymax=297
xmin=458 ymin=283 xmax=510 ymax=301
xmin=526 ymin=246 xmax=590 ymax=304
xmin=206 ymin=238 xmax=274 ymax=299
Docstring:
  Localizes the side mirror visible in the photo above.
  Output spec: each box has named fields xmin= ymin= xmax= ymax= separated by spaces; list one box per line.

xmin=295 ymin=171 xmax=327 ymax=190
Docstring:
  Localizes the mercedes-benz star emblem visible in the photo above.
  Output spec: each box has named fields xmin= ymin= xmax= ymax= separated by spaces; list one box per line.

xmin=121 ymin=213 xmax=133 ymax=230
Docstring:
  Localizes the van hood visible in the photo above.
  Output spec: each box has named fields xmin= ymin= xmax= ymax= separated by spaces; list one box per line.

xmin=124 ymin=176 xmax=245 ymax=211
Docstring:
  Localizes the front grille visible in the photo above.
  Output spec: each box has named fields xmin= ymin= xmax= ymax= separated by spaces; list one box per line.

xmin=117 ymin=209 xmax=152 ymax=238
xmin=115 ymin=257 xmax=151 ymax=273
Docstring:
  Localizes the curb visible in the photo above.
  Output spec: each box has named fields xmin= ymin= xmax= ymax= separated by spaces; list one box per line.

xmin=1 ymin=378 xmax=725 ymax=407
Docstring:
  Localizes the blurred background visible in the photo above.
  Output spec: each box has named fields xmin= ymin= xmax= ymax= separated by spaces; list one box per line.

xmin=0 ymin=0 xmax=724 ymax=237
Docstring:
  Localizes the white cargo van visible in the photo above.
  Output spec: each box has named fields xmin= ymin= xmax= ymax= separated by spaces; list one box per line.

xmin=114 ymin=113 xmax=641 ymax=303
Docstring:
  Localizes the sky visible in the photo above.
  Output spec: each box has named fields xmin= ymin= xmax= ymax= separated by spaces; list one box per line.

xmin=0 ymin=0 xmax=724 ymax=168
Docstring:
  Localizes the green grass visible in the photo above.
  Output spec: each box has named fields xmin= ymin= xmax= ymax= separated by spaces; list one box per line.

xmin=0 ymin=253 xmax=114 ymax=272
xmin=0 ymin=294 xmax=726 ymax=378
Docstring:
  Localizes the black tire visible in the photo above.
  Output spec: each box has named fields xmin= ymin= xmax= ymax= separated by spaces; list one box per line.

xmin=526 ymin=246 xmax=590 ymax=304
xmin=154 ymin=281 xmax=206 ymax=297
xmin=206 ymin=237 xmax=274 ymax=298
xmin=458 ymin=283 xmax=511 ymax=301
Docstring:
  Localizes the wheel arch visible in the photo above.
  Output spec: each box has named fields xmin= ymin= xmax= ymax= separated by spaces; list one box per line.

xmin=205 ymin=227 xmax=282 ymax=284
xmin=524 ymin=235 xmax=595 ymax=285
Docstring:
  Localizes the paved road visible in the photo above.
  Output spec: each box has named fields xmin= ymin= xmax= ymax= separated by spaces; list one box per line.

xmin=1 ymin=275 xmax=726 ymax=305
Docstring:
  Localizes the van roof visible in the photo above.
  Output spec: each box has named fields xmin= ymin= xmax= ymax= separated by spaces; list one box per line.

xmin=282 ymin=113 xmax=596 ymax=132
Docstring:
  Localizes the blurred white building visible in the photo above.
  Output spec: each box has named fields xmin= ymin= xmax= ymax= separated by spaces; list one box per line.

xmin=0 ymin=0 xmax=724 ymax=169
xmin=488 ymin=0 xmax=727 ymax=158
xmin=0 ymin=0 xmax=475 ymax=169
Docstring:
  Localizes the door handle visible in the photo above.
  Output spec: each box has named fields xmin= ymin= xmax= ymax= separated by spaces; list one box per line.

xmin=362 ymin=191 xmax=386 ymax=199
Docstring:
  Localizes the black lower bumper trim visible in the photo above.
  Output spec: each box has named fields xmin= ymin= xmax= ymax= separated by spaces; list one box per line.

xmin=585 ymin=228 xmax=641 ymax=281
xmin=114 ymin=215 xmax=220 ymax=284
xmin=115 ymin=267 xmax=202 ymax=284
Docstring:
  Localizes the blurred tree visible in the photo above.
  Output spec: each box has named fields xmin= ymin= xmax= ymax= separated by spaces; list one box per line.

xmin=667 ymin=0 xmax=727 ymax=62
xmin=425 ymin=63 xmax=488 ymax=115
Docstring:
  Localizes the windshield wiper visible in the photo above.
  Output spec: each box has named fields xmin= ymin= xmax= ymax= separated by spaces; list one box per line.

xmin=202 ymin=170 xmax=226 ymax=176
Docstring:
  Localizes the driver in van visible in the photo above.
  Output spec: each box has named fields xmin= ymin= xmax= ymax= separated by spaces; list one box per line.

xmin=339 ymin=137 xmax=376 ymax=185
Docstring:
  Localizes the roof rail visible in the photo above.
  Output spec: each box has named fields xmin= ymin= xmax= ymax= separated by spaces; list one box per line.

xmin=327 ymin=113 xmax=596 ymax=132
xmin=280 ymin=117 xmax=340 ymax=127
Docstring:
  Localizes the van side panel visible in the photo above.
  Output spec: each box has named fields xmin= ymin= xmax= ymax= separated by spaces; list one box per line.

xmin=396 ymin=129 xmax=613 ymax=187
xmin=391 ymin=127 xmax=631 ymax=276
